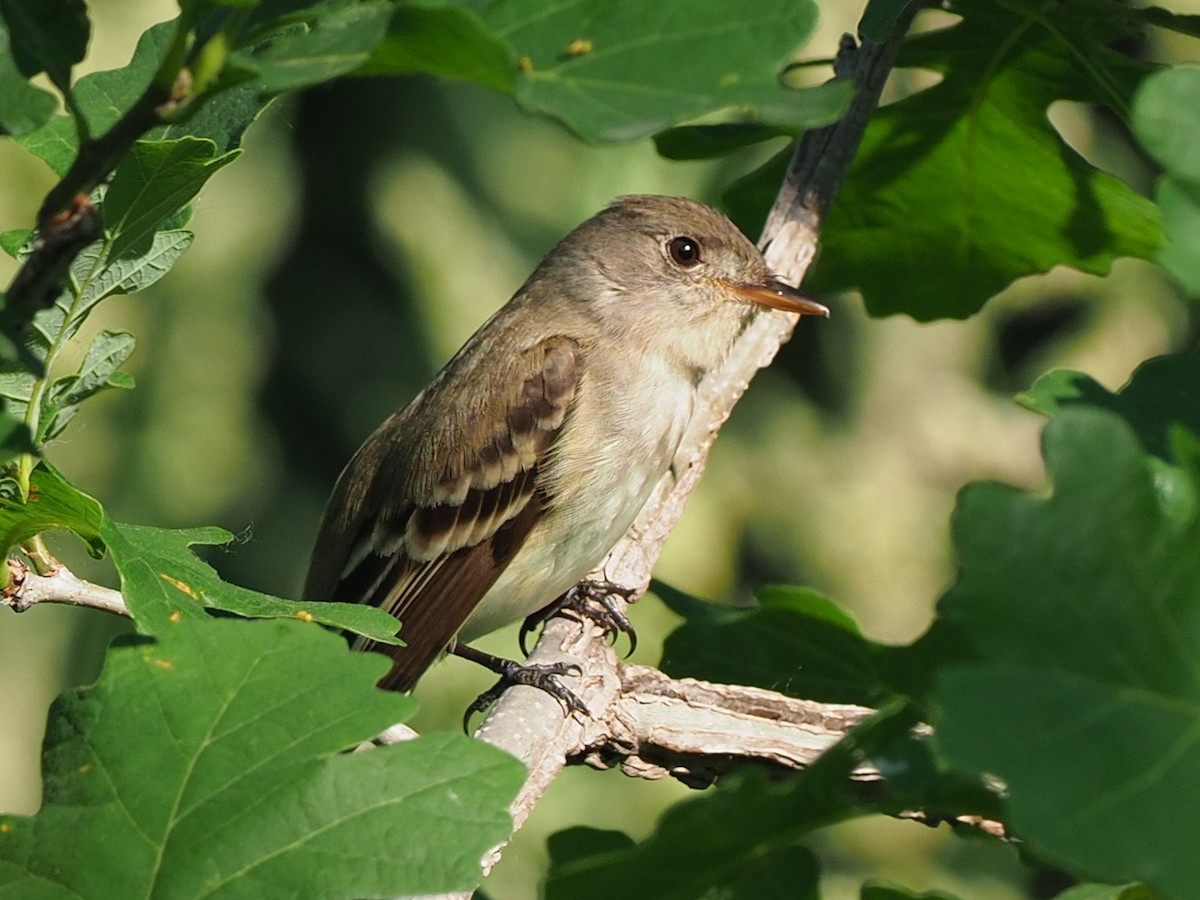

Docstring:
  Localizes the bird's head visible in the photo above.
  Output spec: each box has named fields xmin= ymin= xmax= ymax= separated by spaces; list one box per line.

xmin=534 ymin=194 xmax=828 ymax=372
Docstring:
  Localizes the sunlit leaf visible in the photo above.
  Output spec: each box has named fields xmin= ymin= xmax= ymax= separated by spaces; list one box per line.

xmin=360 ymin=0 xmax=514 ymax=91
xmin=42 ymin=329 xmax=137 ymax=440
xmin=483 ymin=0 xmax=842 ymax=142
xmin=777 ymin=1 xmax=1163 ymax=319
xmin=0 ymin=616 xmax=522 ymax=898
xmin=100 ymin=519 xmax=403 ymax=643
xmin=933 ymin=410 xmax=1200 ymax=898
xmin=0 ymin=461 xmax=104 ymax=558
xmin=103 ymin=138 xmax=237 ymax=259
xmin=76 ymin=229 xmax=194 ymax=309
xmin=1019 ymin=344 xmax=1200 ymax=464
xmin=232 ymin=0 xmax=393 ymax=93
xmin=1132 ymin=65 xmax=1200 ymax=295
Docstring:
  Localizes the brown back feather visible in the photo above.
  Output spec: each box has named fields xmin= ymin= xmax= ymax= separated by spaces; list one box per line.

xmin=304 ymin=335 xmax=582 ymax=689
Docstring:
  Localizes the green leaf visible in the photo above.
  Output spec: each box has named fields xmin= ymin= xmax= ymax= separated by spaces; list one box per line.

xmin=0 ymin=616 xmax=524 ymax=898
xmin=42 ymin=330 xmax=136 ymax=441
xmin=544 ymin=704 xmax=912 ymax=900
xmin=155 ymin=76 xmax=268 ymax=154
xmin=0 ymin=462 xmax=104 ymax=558
xmin=11 ymin=112 xmax=77 ymax=174
xmin=0 ymin=244 xmax=106 ymax=410
xmin=0 ymin=229 xmax=31 ymax=260
xmin=1018 ymin=344 xmax=1200 ymax=463
xmin=75 ymin=229 xmax=195 ymax=312
xmin=660 ymin=584 xmax=883 ymax=705
xmin=1132 ymin=65 xmax=1200 ymax=184
xmin=99 ymin=519 xmax=403 ymax=643
xmin=1130 ymin=6 xmax=1200 ymax=40
xmin=0 ymin=290 xmax=57 ymax=413
xmin=0 ymin=370 xmax=34 ymax=417
xmin=796 ymin=1 xmax=1163 ymax=320
xmin=0 ymin=229 xmax=192 ymax=441
xmin=544 ymin=779 xmax=826 ymax=900
xmin=861 ymin=884 xmax=965 ymax=900
xmin=10 ymin=19 xmax=258 ymax=175
xmin=13 ymin=18 xmax=168 ymax=170
xmin=1153 ymin=177 xmax=1200 ymax=296
xmin=360 ymin=0 xmax=514 ymax=92
xmin=103 ymin=138 xmax=238 ymax=260
xmin=724 ymin=145 xmax=792 ymax=235
xmin=0 ymin=229 xmax=183 ymax=444
xmin=758 ymin=583 xmax=862 ymax=632
xmin=0 ymin=18 xmax=58 ymax=136
xmin=660 ymin=584 xmax=968 ymax=706
xmin=938 ymin=668 xmax=1196 ymax=894
xmin=0 ymin=404 xmax=35 ymax=469
xmin=1132 ymin=66 xmax=1200 ymax=295
xmin=482 ymin=0 xmax=845 ymax=142
xmin=1053 ymin=884 xmax=1160 ymax=900
xmin=63 ymin=330 xmax=136 ymax=406
xmin=232 ymin=0 xmax=394 ymax=93
xmin=653 ymin=122 xmax=792 ymax=160
xmin=0 ymin=0 xmax=89 ymax=89
xmin=74 ymin=18 xmax=171 ymax=136
xmin=932 ymin=409 xmax=1200 ymax=898
xmin=45 ymin=18 xmax=270 ymax=155
xmin=858 ymin=0 xmax=919 ymax=43
xmin=661 ymin=585 xmax=883 ymax=703
xmin=720 ymin=845 xmax=820 ymax=900
xmin=547 ymin=827 xmax=635 ymax=869
xmin=866 ymin=726 xmax=1004 ymax=826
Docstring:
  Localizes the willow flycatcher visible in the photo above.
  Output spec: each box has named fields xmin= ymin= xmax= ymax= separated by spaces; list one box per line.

xmin=304 ymin=195 xmax=827 ymax=700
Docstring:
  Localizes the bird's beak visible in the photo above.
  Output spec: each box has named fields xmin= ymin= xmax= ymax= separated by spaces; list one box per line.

xmin=734 ymin=279 xmax=830 ymax=317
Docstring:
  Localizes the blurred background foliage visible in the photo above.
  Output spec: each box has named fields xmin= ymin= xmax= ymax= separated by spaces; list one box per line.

xmin=0 ymin=1 xmax=1195 ymax=897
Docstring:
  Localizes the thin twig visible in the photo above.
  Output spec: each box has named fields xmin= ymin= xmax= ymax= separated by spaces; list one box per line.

xmin=2 ymin=558 xmax=128 ymax=616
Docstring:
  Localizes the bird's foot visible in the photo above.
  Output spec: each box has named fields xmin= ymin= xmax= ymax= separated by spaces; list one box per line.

xmin=519 ymin=580 xmax=638 ymax=656
xmin=453 ymin=643 xmax=586 ymax=731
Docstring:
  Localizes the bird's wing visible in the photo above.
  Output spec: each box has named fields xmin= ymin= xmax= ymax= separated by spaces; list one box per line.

xmin=304 ymin=334 xmax=582 ymax=691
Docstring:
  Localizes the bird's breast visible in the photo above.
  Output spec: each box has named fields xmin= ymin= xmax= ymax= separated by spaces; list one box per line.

xmin=457 ymin=358 xmax=695 ymax=640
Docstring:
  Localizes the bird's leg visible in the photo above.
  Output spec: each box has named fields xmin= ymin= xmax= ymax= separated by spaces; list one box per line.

xmin=452 ymin=642 xmax=586 ymax=730
xmin=520 ymin=579 xmax=639 ymax=657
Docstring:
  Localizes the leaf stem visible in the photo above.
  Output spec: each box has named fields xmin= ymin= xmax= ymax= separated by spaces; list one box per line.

xmin=22 ymin=535 xmax=59 ymax=576
xmin=15 ymin=233 xmax=115 ymax=497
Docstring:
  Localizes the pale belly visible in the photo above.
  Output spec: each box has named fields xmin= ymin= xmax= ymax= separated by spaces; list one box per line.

xmin=458 ymin=374 xmax=692 ymax=641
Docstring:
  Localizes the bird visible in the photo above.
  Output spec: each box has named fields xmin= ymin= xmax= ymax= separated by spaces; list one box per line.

xmin=303 ymin=194 xmax=828 ymax=700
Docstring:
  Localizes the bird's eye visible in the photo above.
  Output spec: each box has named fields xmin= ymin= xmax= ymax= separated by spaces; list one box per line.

xmin=667 ymin=236 xmax=702 ymax=267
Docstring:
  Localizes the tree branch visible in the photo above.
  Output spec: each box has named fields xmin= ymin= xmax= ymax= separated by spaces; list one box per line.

xmin=466 ymin=7 xmax=923 ymax=879
xmin=579 ymin=664 xmax=876 ymax=785
xmin=468 ymin=618 xmax=881 ymax=882
xmin=2 ymin=558 xmax=128 ymax=616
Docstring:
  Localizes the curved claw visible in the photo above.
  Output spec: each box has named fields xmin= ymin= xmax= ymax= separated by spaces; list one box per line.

xmin=582 ymin=587 xmax=638 ymax=657
xmin=462 ymin=660 xmax=586 ymax=731
xmin=518 ymin=613 xmax=541 ymax=657
xmin=521 ymin=580 xmax=639 ymax=658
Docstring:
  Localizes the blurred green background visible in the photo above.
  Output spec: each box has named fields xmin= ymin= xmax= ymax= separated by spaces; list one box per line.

xmin=1 ymin=2 xmax=1195 ymax=897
